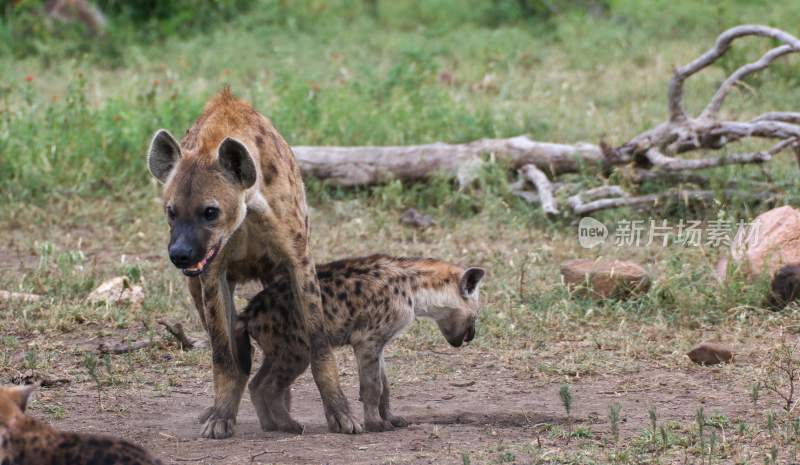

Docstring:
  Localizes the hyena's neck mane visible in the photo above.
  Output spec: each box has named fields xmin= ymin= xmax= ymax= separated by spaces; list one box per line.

xmin=180 ymin=87 xmax=264 ymax=158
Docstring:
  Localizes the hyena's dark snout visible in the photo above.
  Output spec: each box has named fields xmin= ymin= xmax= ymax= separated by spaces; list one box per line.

xmin=168 ymin=223 xmax=205 ymax=269
xmin=169 ymin=237 xmax=195 ymax=268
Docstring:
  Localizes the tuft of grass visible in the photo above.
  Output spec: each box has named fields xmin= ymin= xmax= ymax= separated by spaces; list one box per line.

xmin=609 ymin=403 xmax=621 ymax=444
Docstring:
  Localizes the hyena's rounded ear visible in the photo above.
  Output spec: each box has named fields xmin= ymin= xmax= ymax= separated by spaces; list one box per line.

xmin=460 ymin=267 xmax=485 ymax=297
xmin=148 ymin=129 xmax=182 ymax=183
xmin=217 ymin=137 xmax=257 ymax=189
xmin=9 ymin=383 xmax=37 ymax=412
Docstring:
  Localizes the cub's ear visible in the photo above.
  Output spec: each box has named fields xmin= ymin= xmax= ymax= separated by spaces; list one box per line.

xmin=8 ymin=384 xmax=37 ymax=412
xmin=217 ymin=137 xmax=257 ymax=189
xmin=459 ymin=267 xmax=485 ymax=297
xmin=148 ymin=130 xmax=182 ymax=183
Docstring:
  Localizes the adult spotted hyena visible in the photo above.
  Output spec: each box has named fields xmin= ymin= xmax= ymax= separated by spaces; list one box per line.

xmin=147 ymin=88 xmax=360 ymax=438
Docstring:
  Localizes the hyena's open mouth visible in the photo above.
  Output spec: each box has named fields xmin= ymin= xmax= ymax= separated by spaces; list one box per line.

xmin=182 ymin=241 xmax=221 ymax=277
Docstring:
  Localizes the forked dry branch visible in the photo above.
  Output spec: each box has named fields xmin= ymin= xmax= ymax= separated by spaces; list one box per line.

xmin=294 ymin=25 xmax=800 ymax=216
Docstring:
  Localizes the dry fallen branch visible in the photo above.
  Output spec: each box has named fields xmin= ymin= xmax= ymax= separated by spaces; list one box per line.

xmin=292 ymin=25 xmax=800 ymax=216
xmin=519 ymin=164 xmax=559 ymax=217
xmin=0 ymin=290 xmax=42 ymax=303
xmin=97 ymin=340 xmax=152 ymax=354
xmin=643 ymin=148 xmax=771 ymax=172
xmin=569 ymin=187 xmax=772 ymax=216
xmin=158 ymin=320 xmax=207 ymax=350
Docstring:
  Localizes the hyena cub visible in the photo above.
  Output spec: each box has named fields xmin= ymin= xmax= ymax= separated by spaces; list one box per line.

xmin=0 ymin=384 xmax=162 ymax=465
xmin=238 ymin=254 xmax=485 ymax=433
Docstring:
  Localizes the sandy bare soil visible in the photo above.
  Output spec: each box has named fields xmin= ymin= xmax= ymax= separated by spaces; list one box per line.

xmin=26 ymin=345 xmax=755 ymax=465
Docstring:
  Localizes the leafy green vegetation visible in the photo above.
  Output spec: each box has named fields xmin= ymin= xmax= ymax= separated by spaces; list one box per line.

xmin=3 ymin=0 xmax=800 ymax=211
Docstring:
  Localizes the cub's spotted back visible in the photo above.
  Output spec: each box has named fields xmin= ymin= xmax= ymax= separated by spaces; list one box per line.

xmin=0 ymin=385 xmax=162 ymax=465
xmin=239 ymin=254 xmax=485 ymax=433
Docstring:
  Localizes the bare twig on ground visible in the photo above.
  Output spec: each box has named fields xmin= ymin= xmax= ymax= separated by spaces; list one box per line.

xmin=0 ymin=290 xmax=42 ymax=303
xmin=763 ymin=340 xmax=800 ymax=413
xmin=173 ymin=455 xmax=228 ymax=462
xmin=97 ymin=340 xmax=151 ymax=354
xmin=158 ymin=320 xmax=207 ymax=350
xmin=250 ymin=450 xmax=284 ymax=462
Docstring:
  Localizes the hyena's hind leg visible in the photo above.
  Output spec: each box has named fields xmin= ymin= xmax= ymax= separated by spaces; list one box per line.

xmin=251 ymin=353 xmax=308 ymax=434
xmin=248 ymin=358 xmax=279 ymax=432
xmin=354 ymin=343 xmax=395 ymax=432
xmin=378 ymin=355 xmax=408 ymax=427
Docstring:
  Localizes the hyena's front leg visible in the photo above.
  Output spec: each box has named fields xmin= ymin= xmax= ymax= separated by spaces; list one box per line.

xmin=288 ymin=253 xmax=362 ymax=434
xmin=354 ymin=344 xmax=394 ymax=432
xmin=379 ymin=356 xmax=408 ymax=428
xmin=197 ymin=272 xmax=249 ymax=439
xmin=187 ymin=277 xmax=207 ymax=333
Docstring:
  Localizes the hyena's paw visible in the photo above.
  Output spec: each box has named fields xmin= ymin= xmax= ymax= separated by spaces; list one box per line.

xmin=200 ymin=415 xmax=236 ymax=439
xmin=365 ymin=419 xmax=395 ymax=432
xmin=386 ymin=414 xmax=409 ymax=428
xmin=326 ymin=410 xmax=363 ymax=434
xmin=274 ymin=418 xmax=305 ymax=435
xmin=198 ymin=406 xmax=214 ymax=424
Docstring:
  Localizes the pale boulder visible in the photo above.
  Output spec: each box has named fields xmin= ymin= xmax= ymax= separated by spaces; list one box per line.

xmin=717 ymin=205 xmax=800 ymax=281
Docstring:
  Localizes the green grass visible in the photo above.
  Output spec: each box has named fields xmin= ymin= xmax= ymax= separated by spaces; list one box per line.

xmin=3 ymin=0 xmax=800 ymax=211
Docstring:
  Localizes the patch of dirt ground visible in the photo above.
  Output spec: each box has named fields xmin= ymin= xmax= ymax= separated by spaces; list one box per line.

xmin=31 ymin=348 xmax=759 ymax=465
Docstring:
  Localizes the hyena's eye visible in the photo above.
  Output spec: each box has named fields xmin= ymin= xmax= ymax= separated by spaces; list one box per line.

xmin=166 ymin=205 xmax=176 ymax=221
xmin=203 ymin=206 xmax=220 ymax=222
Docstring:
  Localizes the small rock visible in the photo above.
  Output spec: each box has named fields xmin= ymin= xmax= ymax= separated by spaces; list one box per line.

xmin=766 ymin=264 xmax=800 ymax=310
xmin=87 ymin=277 xmax=144 ymax=308
xmin=560 ymin=259 xmax=650 ymax=299
xmin=400 ymin=208 xmax=435 ymax=229
xmin=438 ymin=71 xmax=455 ymax=86
xmin=717 ymin=205 xmax=800 ymax=281
xmin=687 ymin=342 xmax=733 ymax=365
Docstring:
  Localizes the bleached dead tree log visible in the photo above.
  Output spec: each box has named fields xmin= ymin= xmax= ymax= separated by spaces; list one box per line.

xmin=293 ymin=25 xmax=800 ymax=216
xmin=294 ymin=138 xmax=604 ymax=186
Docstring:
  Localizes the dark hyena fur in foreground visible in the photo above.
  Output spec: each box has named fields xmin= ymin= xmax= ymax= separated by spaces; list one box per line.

xmin=237 ymin=254 xmax=485 ymax=433
xmin=0 ymin=385 xmax=163 ymax=465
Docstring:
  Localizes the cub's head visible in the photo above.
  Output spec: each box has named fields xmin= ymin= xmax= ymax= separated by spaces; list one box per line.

xmin=0 ymin=384 xmax=35 ymax=427
xmin=148 ymin=130 xmax=257 ymax=276
xmin=422 ymin=266 xmax=485 ymax=348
